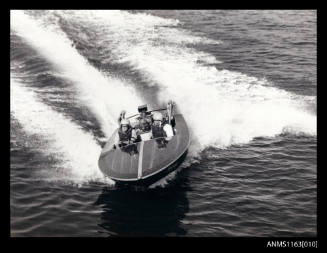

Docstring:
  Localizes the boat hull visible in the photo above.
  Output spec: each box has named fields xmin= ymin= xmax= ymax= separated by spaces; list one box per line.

xmin=114 ymin=150 xmax=188 ymax=187
xmin=98 ymin=114 xmax=190 ymax=187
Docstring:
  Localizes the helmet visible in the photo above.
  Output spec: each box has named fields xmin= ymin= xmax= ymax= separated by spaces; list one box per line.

xmin=121 ymin=118 xmax=130 ymax=126
xmin=153 ymin=112 xmax=163 ymax=121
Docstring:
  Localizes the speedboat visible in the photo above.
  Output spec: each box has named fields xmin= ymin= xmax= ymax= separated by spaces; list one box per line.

xmin=98 ymin=103 xmax=190 ymax=187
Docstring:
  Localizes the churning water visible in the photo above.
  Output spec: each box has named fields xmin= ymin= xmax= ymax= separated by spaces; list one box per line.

xmin=10 ymin=10 xmax=316 ymax=237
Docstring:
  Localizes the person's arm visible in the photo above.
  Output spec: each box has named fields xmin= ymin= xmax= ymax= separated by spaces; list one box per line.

xmin=118 ymin=110 xmax=126 ymax=125
xmin=131 ymin=129 xmax=137 ymax=143
xmin=170 ymin=116 xmax=176 ymax=128
xmin=113 ymin=134 xmax=120 ymax=149
xmin=163 ymin=124 xmax=174 ymax=140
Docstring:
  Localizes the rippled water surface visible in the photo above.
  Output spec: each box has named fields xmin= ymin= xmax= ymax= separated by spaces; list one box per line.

xmin=10 ymin=10 xmax=316 ymax=237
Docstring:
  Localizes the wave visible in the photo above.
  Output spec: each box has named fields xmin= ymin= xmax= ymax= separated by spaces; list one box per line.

xmin=11 ymin=10 xmax=145 ymax=138
xmin=11 ymin=10 xmax=316 ymax=154
xmin=10 ymin=10 xmax=317 ymax=189
xmin=10 ymin=78 xmax=114 ymax=185
xmin=58 ymin=10 xmax=316 ymax=152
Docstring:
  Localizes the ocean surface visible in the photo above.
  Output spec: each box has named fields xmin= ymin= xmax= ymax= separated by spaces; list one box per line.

xmin=10 ymin=10 xmax=317 ymax=237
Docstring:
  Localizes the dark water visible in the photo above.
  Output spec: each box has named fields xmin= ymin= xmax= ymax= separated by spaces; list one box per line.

xmin=10 ymin=10 xmax=316 ymax=237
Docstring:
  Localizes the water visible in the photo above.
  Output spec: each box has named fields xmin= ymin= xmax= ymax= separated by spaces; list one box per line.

xmin=10 ymin=10 xmax=316 ymax=237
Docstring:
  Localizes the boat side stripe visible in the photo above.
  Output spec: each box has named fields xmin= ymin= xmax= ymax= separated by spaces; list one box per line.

xmin=148 ymin=140 xmax=155 ymax=173
xmin=137 ymin=141 xmax=144 ymax=179
xmin=111 ymin=150 xmax=116 ymax=173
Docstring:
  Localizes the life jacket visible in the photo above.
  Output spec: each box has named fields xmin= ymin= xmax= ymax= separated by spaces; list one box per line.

xmin=118 ymin=127 xmax=132 ymax=143
xmin=152 ymin=124 xmax=167 ymax=138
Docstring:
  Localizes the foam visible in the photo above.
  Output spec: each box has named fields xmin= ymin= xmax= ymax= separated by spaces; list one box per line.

xmin=73 ymin=10 xmax=316 ymax=151
xmin=11 ymin=10 xmax=316 ymax=175
xmin=11 ymin=10 xmax=144 ymax=137
xmin=11 ymin=78 xmax=114 ymax=185
xmin=28 ymin=10 xmax=316 ymax=153
xmin=125 ymin=49 xmax=316 ymax=150
xmin=53 ymin=10 xmax=221 ymax=60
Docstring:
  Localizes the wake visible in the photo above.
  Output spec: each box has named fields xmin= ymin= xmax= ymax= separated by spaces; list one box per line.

xmin=11 ymin=10 xmax=144 ymax=138
xmin=60 ymin=10 xmax=316 ymax=153
xmin=11 ymin=78 xmax=114 ymax=185
xmin=10 ymin=10 xmax=317 ymax=188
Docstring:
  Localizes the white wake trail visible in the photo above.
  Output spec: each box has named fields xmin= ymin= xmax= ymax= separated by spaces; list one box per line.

xmin=11 ymin=78 xmax=114 ymax=185
xmin=17 ymin=10 xmax=316 ymax=154
xmin=11 ymin=10 xmax=144 ymax=137
xmin=70 ymin=10 xmax=316 ymax=152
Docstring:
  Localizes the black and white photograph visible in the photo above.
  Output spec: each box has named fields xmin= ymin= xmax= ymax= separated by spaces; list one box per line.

xmin=10 ymin=10 xmax=317 ymax=240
